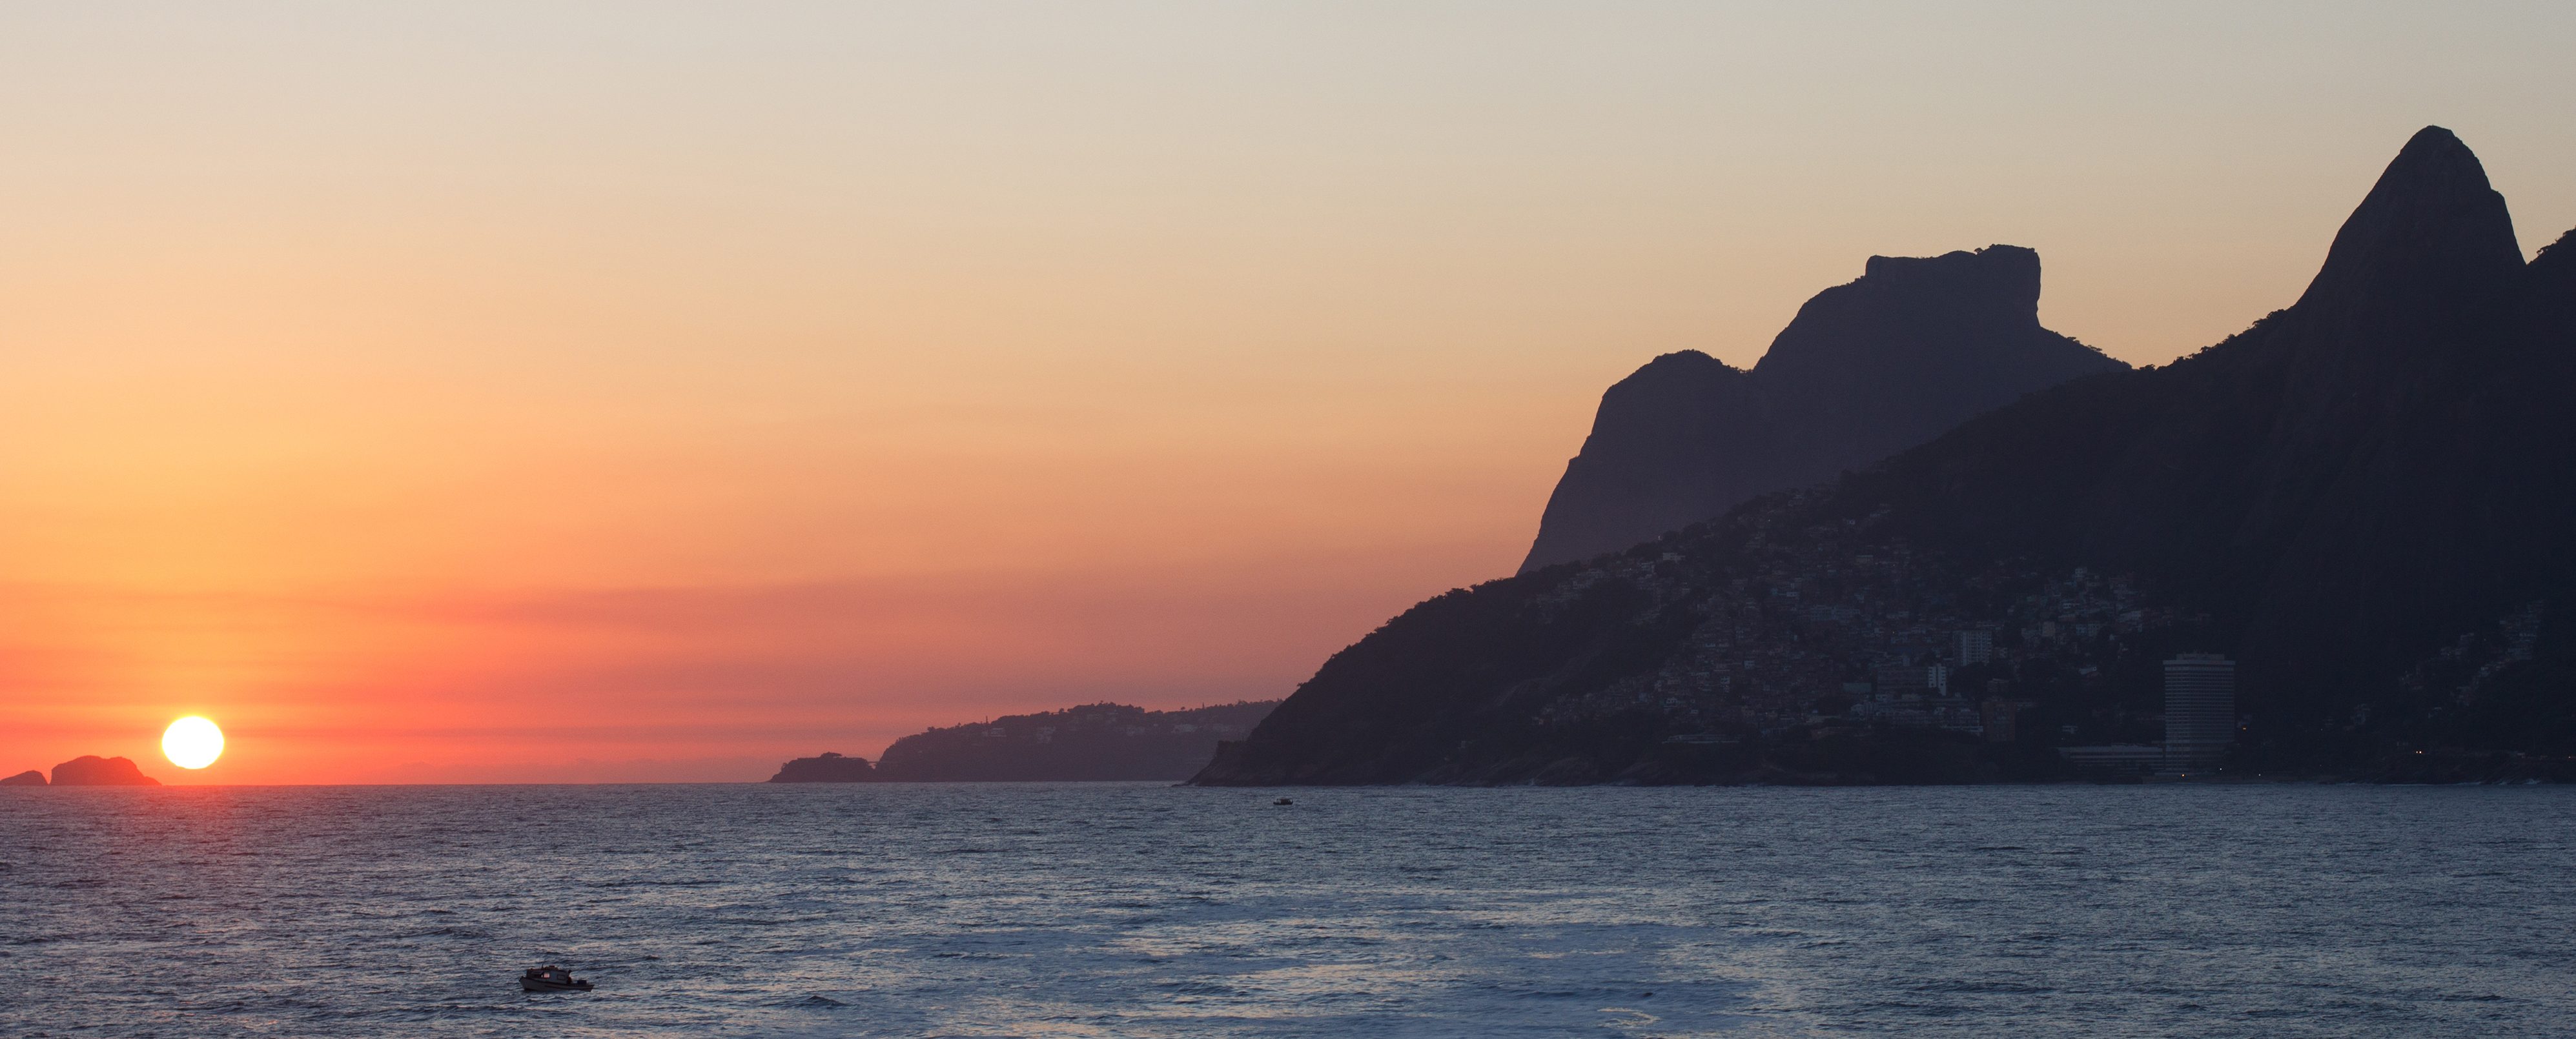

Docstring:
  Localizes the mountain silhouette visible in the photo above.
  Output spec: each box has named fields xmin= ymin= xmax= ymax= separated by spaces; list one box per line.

xmin=49 ymin=756 xmax=161 ymax=786
xmin=766 ymin=751 xmax=879 ymax=782
xmin=1520 ymin=246 xmax=2123 ymax=572
xmin=764 ymin=701 xmax=1281 ymax=782
xmin=872 ymin=701 xmax=1277 ymax=781
xmin=1198 ymin=127 xmax=2576 ymax=785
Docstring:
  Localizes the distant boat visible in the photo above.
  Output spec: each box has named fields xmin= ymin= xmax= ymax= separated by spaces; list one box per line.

xmin=520 ymin=966 xmax=593 ymax=993
xmin=1273 ymin=797 xmax=1293 ymax=805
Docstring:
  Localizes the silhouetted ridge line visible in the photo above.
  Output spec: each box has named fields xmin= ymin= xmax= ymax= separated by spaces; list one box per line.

xmin=770 ymin=701 xmax=1280 ymax=782
xmin=2293 ymin=125 xmax=2520 ymax=323
xmin=48 ymin=756 xmax=160 ymax=786
xmin=1199 ymin=126 xmax=2576 ymax=787
xmin=1518 ymin=244 xmax=2123 ymax=574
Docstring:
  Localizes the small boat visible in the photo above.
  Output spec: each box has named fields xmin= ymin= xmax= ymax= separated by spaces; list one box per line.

xmin=1273 ymin=797 xmax=1294 ymax=805
xmin=520 ymin=965 xmax=593 ymax=993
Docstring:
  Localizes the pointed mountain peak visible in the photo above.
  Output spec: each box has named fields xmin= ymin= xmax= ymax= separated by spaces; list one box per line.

xmin=2295 ymin=126 xmax=2522 ymax=318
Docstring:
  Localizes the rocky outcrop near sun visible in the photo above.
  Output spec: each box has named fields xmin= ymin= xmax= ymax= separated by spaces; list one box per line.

xmin=50 ymin=756 xmax=162 ymax=786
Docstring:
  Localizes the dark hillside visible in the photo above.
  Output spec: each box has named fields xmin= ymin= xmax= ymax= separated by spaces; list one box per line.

xmin=1520 ymin=245 xmax=2123 ymax=572
xmin=1200 ymin=127 xmax=2576 ymax=785
xmin=874 ymin=701 xmax=1277 ymax=782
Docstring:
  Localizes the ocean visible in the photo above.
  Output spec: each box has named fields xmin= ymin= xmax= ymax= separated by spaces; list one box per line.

xmin=4 ymin=783 xmax=2571 ymax=1037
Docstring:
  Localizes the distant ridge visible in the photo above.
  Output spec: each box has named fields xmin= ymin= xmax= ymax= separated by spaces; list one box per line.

xmin=770 ymin=701 xmax=1279 ymax=782
xmin=1200 ymin=127 xmax=2576 ymax=786
xmin=1520 ymin=245 xmax=2123 ymax=572
xmin=768 ymin=752 xmax=877 ymax=783
xmin=48 ymin=756 xmax=161 ymax=786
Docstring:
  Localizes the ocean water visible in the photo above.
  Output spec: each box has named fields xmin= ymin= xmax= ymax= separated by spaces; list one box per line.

xmin=4 ymin=784 xmax=2573 ymax=1038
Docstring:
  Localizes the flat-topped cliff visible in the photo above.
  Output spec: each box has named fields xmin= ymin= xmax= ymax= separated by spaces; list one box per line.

xmin=1521 ymin=245 xmax=2123 ymax=573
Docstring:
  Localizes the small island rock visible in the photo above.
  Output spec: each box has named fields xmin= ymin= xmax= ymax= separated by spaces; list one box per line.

xmin=50 ymin=756 xmax=161 ymax=786
xmin=1 ymin=769 xmax=46 ymax=786
xmin=767 ymin=752 xmax=879 ymax=783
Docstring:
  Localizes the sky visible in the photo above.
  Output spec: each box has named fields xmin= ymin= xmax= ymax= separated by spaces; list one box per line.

xmin=4 ymin=2 xmax=2573 ymax=783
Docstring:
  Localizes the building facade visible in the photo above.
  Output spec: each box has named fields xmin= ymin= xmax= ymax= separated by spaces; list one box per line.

xmin=1956 ymin=629 xmax=1993 ymax=665
xmin=1874 ymin=664 xmax=1948 ymax=698
xmin=2162 ymin=653 xmax=2236 ymax=772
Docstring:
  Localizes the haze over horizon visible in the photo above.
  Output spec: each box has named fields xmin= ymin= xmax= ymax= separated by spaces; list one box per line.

xmin=6 ymin=3 xmax=2574 ymax=783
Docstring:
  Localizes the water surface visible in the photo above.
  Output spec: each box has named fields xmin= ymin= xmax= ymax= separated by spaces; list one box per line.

xmin=5 ymin=783 xmax=2571 ymax=1036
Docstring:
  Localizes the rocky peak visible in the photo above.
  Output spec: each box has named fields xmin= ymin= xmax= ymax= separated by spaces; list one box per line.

xmin=1753 ymin=245 xmax=2057 ymax=394
xmin=1518 ymin=245 xmax=2121 ymax=574
xmin=2293 ymin=126 xmax=2522 ymax=331
xmin=1580 ymin=351 xmax=1754 ymax=445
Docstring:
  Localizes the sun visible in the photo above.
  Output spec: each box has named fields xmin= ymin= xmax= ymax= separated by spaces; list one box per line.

xmin=162 ymin=716 xmax=225 ymax=770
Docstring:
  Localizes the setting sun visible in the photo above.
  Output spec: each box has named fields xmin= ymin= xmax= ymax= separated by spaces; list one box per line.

xmin=161 ymin=716 xmax=224 ymax=770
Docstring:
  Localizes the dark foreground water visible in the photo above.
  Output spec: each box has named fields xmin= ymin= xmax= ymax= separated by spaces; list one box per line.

xmin=4 ymin=784 xmax=2573 ymax=1038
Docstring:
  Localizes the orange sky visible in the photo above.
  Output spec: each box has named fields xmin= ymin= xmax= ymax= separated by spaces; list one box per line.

xmin=5 ymin=4 xmax=2573 ymax=783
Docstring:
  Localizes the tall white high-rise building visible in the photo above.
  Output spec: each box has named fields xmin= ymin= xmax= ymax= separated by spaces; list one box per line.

xmin=2162 ymin=654 xmax=2236 ymax=772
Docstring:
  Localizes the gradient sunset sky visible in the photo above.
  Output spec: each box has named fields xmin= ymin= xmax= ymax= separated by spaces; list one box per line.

xmin=5 ymin=3 xmax=2573 ymax=783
